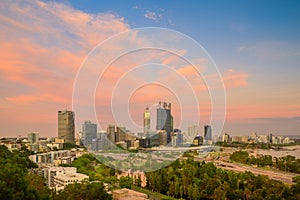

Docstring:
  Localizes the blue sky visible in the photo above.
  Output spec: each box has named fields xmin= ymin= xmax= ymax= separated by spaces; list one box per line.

xmin=70 ymin=0 xmax=300 ymax=135
xmin=0 ymin=0 xmax=299 ymax=137
xmin=68 ymin=0 xmax=300 ymax=77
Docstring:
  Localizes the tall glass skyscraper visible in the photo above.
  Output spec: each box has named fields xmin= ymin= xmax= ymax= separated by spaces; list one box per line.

xmin=156 ymin=101 xmax=173 ymax=144
xmin=82 ymin=120 xmax=97 ymax=147
xmin=204 ymin=125 xmax=212 ymax=141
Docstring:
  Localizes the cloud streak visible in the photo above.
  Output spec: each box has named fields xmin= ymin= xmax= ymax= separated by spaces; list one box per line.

xmin=0 ymin=0 xmax=129 ymax=136
xmin=144 ymin=10 xmax=161 ymax=21
xmin=248 ymin=116 xmax=300 ymax=121
xmin=0 ymin=0 xmax=250 ymax=137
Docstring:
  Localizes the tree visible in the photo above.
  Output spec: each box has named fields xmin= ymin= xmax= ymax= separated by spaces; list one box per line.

xmin=119 ymin=176 xmax=132 ymax=189
xmin=214 ymin=187 xmax=226 ymax=200
xmin=135 ymin=174 xmax=142 ymax=187
xmin=26 ymin=174 xmax=51 ymax=200
xmin=0 ymin=145 xmax=49 ymax=200
xmin=52 ymin=182 xmax=112 ymax=200
xmin=291 ymin=176 xmax=300 ymax=199
xmin=143 ymin=156 xmax=300 ymax=200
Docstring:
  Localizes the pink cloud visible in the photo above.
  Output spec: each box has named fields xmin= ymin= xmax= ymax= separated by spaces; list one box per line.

xmin=0 ymin=1 xmax=251 ymax=137
xmin=0 ymin=0 xmax=129 ymax=136
xmin=225 ymin=104 xmax=299 ymax=122
xmin=177 ymin=65 xmax=199 ymax=77
xmin=6 ymin=93 xmax=69 ymax=105
xmin=222 ymin=69 xmax=248 ymax=88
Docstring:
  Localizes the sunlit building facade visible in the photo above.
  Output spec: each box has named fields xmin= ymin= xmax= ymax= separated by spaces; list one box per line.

xmin=58 ymin=110 xmax=75 ymax=144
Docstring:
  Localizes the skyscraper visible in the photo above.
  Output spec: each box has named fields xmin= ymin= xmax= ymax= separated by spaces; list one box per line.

xmin=107 ymin=124 xmax=116 ymax=144
xmin=116 ymin=126 xmax=126 ymax=142
xmin=143 ymin=106 xmax=150 ymax=134
xmin=156 ymin=101 xmax=173 ymax=144
xmin=172 ymin=129 xmax=183 ymax=147
xmin=28 ymin=132 xmax=39 ymax=144
xmin=158 ymin=130 xmax=167 ymax=146
xmin=188 ymin=125 xmax=199 ymax=139
xmin=204 ymin=125 xmax=212 ymax=141
xmin=222 ymin=133 xmax=230 ymax=143
xmin=269 ymin=133 xmax=273 ymax=144
xmin=28 ymin=132 xmax=39 ymax=152
xmin=58 ymin=110 xmax=75 ymax=144
xmin=82 ymin=120 xmax=97 ymax=147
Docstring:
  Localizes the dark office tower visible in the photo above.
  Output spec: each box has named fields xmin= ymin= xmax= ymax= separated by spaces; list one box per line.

xmin=204 ymin=125 xmax=212 ymax=141
xmin=58 ymin=110 xmax=75 ymax=144
xmin=144 ymin=106 xmax=151 ymax=134
xmin=269 ymin=133 xmax=273 ymax=144
xmin=156 ymin=101 xmax=173 ymax=144
xmin=107 ymin=124 xmax=116 ymax=144
xmin=82 ymin=120 xmax=97 ymax=147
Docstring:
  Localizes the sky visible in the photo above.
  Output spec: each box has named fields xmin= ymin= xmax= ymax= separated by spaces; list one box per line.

xmin=0 ymin=0 xmax=300 ymax=137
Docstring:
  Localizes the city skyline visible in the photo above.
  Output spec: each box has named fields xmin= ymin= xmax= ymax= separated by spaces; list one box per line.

xmin=1 ymin=0 xmax=300 ymax=137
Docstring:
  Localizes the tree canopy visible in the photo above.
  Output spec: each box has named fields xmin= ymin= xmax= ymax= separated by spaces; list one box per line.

xmin=0 ymin=145 xmax=111 ymax=200
xmin=145 ymin=158 xmax=300 ymax=199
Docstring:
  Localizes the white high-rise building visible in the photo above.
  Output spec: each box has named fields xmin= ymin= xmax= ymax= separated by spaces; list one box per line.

xmin=28 ymin=132 xmax=39 ymax=144
xmin=187 ymin=125 xmax=199 ymax=139
xmin=27 ymin=132 xmax=39 ymax=152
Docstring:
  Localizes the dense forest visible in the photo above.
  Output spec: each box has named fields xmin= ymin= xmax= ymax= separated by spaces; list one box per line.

xmin=0 ymin=145 xmax=111 ymax=200
xmin=145 ymin=158 xmax=300 ymax=200
xmin=230 ymin=151 xmax=300 ymax=173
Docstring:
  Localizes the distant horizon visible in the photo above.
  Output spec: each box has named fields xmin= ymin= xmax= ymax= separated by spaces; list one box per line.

xmin=1 ymin=126 xmax=299 ymax=139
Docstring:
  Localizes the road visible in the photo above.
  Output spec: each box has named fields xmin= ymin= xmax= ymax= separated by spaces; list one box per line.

xmin=214 ymin=160 xmax=298 ymax=184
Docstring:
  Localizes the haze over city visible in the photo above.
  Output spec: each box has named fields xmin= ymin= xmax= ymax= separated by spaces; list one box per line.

xmin=1 ymin=0 xmax=300 ymax=137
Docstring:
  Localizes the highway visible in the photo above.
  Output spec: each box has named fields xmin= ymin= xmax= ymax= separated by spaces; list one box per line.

xmin=214 ymin=160 xmax=298 ymax=184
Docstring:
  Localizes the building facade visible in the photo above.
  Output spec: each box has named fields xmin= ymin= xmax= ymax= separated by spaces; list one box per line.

xmin=82 ymin=120 xmax=97 ymax=147
xmin=28 ymin=132 xmax=39 ymax=144
xmin=116 ymin=126 xmax=126 ymax=142
xmin=156 ymin=101 xmax=173 ymax=144
xmin=143 ymin=106 xmax=151 ymax=134
xmin=107 ymin=124 xmax=116 ymax=145
xmin=204 ymin=125 xmax=212 ymax=141
xmin=58 ymin=110 xmax=75 ymax=144
xmin=187 ymin=125 xmax=199 ymax=140
xmin=27 ymin=132 xmax=39 ymax=152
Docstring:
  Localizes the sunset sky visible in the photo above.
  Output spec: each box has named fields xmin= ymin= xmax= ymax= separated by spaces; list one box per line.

xmin=1 ymin=0 xmax=300 ymax=137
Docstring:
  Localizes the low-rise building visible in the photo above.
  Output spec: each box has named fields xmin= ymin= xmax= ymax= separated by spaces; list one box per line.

xmin=44 ymin=167 xmax=77 ymax=187
xmin=257 ymin=135 xmax=269 ymax=143
xmin=193 ymin=135 xmax=203 ymax=146
xmin=222 ymin=133 xmax=230 ymax=143
xmin=54 ymin=173 xmax=89 ymax=190
xmin=2 ymin=142 xmax=22 ymax=151
xmin=43 ymin=166 xmax=88 ymax=190
xmin=112 ymin=188 xmax=148 ymax=200
xmin=46 ymin=142 xmax=64 ymax=150
xmin=29 ymin=150 xmax=73 ymax=164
